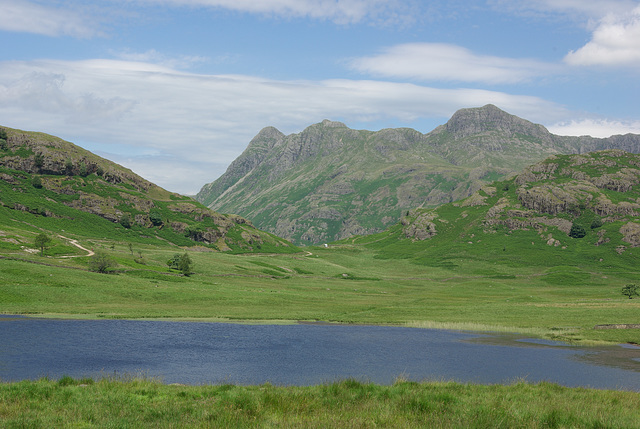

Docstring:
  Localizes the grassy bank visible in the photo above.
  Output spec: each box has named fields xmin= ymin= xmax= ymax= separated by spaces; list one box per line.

xmin=1 ymin=376 xmax=639 ymax=428
xmin=2 ymin=241 xmax=640 ymax=345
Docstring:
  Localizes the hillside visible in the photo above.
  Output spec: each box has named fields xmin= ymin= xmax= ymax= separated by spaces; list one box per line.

xmin=196 ymin=105 xmax=640 ymax=245
xmin=0 ymin=126 xmax=295 ymax=254
xmin=359 ymin=150 xmax=640 ymax=270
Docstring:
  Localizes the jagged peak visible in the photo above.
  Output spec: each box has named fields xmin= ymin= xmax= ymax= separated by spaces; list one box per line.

xmin=445 ymin=104 xmax=550 ymax=139
xmin=253 ymin=126 xmax=284 ymax=141
xmin=319 ymin=119 xmax=347 ymax=128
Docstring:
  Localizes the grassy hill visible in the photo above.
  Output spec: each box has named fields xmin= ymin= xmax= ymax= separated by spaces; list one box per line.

xmin=359 ymin=150 xmax=640 ymax=271
xmin=0 ymin=125 xmax=296 ymax=262
xmin=196 ymin=105 xmax=640 ymax=245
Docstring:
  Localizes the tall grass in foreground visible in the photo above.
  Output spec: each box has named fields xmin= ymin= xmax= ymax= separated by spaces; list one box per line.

xmin=1 ymin=376 xmax=638 ymax=428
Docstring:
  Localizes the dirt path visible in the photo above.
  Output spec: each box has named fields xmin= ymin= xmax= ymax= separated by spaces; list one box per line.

xmin=58 ymin=235 xmax=95 ymax=258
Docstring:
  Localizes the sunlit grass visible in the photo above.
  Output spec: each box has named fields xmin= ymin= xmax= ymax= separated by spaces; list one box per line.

xmin=1 ymin=376 xmax=638 ymax=428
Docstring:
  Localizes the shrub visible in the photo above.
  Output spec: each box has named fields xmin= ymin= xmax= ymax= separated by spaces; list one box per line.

xmin=88 ymin=251 xmax=116 ymax=273
xmin=622 ymin=284 xmax=639 ymax=299
xmin=568 ymin=223 xmax=586 ymax=238
xmin=31 ymin=176 xmax=43 ymax=189
xmin=149 ymin=209 xmax=163 ymax=226
xmin=590 ymin=219 xmax=603 ymax=229
xmin=34 ymin=152 xmax=44 ymax=169
xmin=167 ymin=252 xmax=193 ymax=276
xmin=34 ymin=233 xmax=52 ymax=256
xmin=119 ymin=214 xmax=132 ymax=229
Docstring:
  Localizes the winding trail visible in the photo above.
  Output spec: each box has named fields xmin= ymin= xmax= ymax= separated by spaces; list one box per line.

xmin=58 ymin=235 xmax=95 ymax=258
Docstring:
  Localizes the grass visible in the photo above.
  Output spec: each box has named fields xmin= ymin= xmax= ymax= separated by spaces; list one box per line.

xmin=1 ymin=376 xmax=638 ymax=428
xmin=2 ymin=238 xmax=640 ymax=344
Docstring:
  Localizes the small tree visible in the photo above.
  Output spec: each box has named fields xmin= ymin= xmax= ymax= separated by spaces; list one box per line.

xmin=34 ymin=153 xmax=44 ymax=170
xmin=119 ymin=214 xmax=131 ymax=229
xmin=622 ymin=284 xmax=639 ymax=300
xmin=178 ymin=252 xmax=193 ymax=276
xmin=88 ymin=251 xmax=117 ymax=273
xmin=34 ymin=233 xmax=52 ymax=256
xmin=569 ymin=223 xmax=586 ymax=238
xmin=65 ymin=159 xmax=74 ymax=175
xmin=167 ymin=252 xmax=193 ymax=276
xmin=149 ymin=209 xmax=163 ymax=226
xmin=31 ymin=176 xmax=43 ymax=189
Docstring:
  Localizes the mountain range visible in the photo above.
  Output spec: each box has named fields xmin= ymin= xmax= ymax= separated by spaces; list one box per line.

xmin=196 ymin=105 xmax=640 ymax=245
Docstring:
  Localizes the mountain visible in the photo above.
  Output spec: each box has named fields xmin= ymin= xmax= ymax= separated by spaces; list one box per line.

xmin=0 ymin=126 xmax=295 ymax=253
xmin=196 ymin=105 xmax=640 ymax=245
xmin=360 ymin=149 xmax=640 ymax=269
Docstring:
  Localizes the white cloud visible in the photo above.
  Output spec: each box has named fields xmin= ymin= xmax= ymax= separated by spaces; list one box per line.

xmin=564 ymin=5 xmax=640 ymax=67
xmin=137 ymin=0 xmax=415 ymax=25
xmin=0 ymin=0 xmax=99 ymax=37
xmin=549 ymin=118 xmax=640 ymax=137
xmin=110 ymin=49 xmax=209 ymax=70
xmin=0 ymin=58 xmax=569 ymax=194
xmin=489 ymin=0 xmax=637 ymax=20
xmin=350 ymin=43 xmax=557 ymax=84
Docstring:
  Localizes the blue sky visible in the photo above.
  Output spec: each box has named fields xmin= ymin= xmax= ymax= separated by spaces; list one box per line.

xmin=1 ymin=0 xmax=640 ymax=194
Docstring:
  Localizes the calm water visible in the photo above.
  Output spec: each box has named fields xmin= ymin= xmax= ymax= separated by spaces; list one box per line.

xmin=1 ymin=316 xmax=639 ymax=390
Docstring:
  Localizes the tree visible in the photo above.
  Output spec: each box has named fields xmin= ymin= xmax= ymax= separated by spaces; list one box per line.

xmin=167 ymin=252 xmax=193 ymax=276
xmin=149 ymin=209 xmax=163 ymax=226
xmin=34 ymin=152 xmax=44 ymax=170
xmin=34 ymin=233 xmax=52 ymax=256
xmin=88 ymin=251 xmax=117 ymax=273
xmin=178 ymin=252 xmax=193 ymax=276
xmin=119 ymin=213 xmax=132 ymax=229
xmin=31 ymin=176 xmax=43 ymax=189
xmin=0 ymin=128 xmax=8 ymax=151
xmin=622 ymin=284 xmax=639 ymax=300
xmin=569 ymin=223 xmax=586 ymax=238
xmin=65 ymin=159 xmax=74 ymax=175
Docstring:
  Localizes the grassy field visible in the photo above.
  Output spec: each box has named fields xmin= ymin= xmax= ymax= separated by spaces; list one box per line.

xmin=1 ymin=230 xmax=639 ymax=345
xmin=1 ymin=376 xmax=639 ymax=428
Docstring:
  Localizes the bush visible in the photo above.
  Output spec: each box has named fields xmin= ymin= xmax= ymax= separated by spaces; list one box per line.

xmin=149 ymin=209 xmax=163 ymax=226
xmin=590 ymin=219 xmax=603 ymax=229
xmin=622 ymin=284 xmax=639 ymax=299
xmin=88 ymin=251 xmax=117 ymax=273
xmin=34 ymin=233 xmax=52 ymax=256
xmin=31 ymin=176 xmax=43 ymax=189
xmin=119 ymin=214 xmax=132 ymax=229
xmin=569 ymin=223 xmax=586 ymax=238
xmin=167 ymin=252 xmax=193 ymax=276
xmin=34 ymin=153 xmax=44 ymax=169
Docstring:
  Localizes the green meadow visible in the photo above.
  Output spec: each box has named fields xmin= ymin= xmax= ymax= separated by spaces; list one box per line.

xmin=2 ymin=376 xmax=639 ymax=428
xmin=1 ymin=228 xmax=639 ymax=345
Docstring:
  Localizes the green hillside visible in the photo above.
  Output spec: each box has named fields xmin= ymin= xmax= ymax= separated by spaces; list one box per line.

xmin=0 ymin=125 xmax=296 ymax=260
xmin=354 ymin=150 xmax=640 ymax=272
xmin=196 ymin=105 xmax=640 ymax=245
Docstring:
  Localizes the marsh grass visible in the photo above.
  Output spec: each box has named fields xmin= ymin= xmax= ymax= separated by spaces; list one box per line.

xmin=1 ymin=376 xmax=638 ymax=428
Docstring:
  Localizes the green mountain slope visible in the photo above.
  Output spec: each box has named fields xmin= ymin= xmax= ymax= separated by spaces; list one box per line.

xmin=0 ymin=125 xmax=296 ymax=254
xmin=196 ymin=105 xmax=640 ymax=245
xmin=357 ymin=150 xmax=640 ymax=271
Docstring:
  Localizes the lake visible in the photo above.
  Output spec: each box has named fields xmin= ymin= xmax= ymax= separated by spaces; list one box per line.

xmin=1 ymin=315 xmax=639 ymax=390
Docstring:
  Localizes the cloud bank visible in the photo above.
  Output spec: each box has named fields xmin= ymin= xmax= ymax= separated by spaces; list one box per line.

xmin=0 ymin=58 xmax=567 ymax=194
xmin=350 ymin=43 xmax=557 ymax=84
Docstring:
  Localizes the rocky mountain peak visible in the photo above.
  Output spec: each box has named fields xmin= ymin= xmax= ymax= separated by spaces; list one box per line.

xmin=319 ymin=119 xmax=347 ymax=128
xmin=445 ymin=104 xmax=550 ymax=139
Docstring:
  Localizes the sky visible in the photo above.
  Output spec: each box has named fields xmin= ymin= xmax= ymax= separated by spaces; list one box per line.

xmin=1 ymin=0 xmax=640 ymax=195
